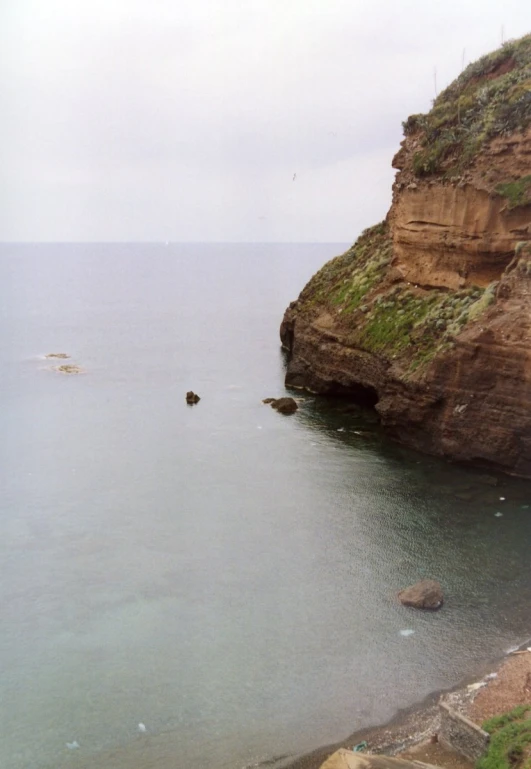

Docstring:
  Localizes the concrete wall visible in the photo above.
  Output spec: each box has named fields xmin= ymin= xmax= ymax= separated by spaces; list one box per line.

xmin=439 ymin=702 xmax=490 ymax=761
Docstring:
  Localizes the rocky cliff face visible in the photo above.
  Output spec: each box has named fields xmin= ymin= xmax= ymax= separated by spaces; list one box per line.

xmin=281 ymin=34 xmax=531 ymax=477
xmin=390 ymin=128 xmax=531 ymax=290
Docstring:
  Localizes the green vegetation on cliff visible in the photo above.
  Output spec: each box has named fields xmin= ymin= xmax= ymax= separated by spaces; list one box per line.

xmin=478 ymin=706 xmax=531 ymax=769
xmin=353 ymin=281 xmax=494 ymax=374
xmin=295 ymin=223 xmax=500 ymax=376
xmin=299 ymin=221 xmax=392 ymax=310
xmin=496 ymin=174 xmax=531 ymax=208
xmin=405 ymin=33 xmax=531 ymax=178
xmin=356 ymin=285 xmax=480 ymax=370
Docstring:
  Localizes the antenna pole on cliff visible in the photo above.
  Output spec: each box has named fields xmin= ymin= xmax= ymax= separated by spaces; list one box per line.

xmin=461 ymin=48 xmax=466 ymax=72
xmin=501 ymin=24 xmax=505 ymax=45
xmin=433 ymin=67 xmax=438 ymax=98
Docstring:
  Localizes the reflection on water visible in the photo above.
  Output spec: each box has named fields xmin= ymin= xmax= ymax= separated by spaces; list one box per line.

xmin=1 ymin=243 xmax=531 ymax=769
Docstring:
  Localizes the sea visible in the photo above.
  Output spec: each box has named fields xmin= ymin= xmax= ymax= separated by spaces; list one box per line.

xmin=1 ymin=242 xmax=531 ymax=769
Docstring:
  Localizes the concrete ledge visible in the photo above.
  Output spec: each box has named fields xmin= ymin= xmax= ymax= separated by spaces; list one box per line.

xmin=438 ymin=702 xmax=490 ymax=761
xmin=319 ymin=750 xmax=442 ymax=769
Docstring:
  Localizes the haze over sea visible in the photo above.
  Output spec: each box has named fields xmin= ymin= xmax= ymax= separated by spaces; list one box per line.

xmin=1 ymin=242 xmax=531 ymax=769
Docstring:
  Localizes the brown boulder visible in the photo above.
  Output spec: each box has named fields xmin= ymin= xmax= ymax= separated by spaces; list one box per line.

xmin=186 ymin=391 xmax=200 ymax=404
xmin=262 ymin=397 xmax=276 ymax=404
xmin=271 ymin=397 xmax=298 ymax=415
xmin=398 ymin=579 xmax=443 ymax=610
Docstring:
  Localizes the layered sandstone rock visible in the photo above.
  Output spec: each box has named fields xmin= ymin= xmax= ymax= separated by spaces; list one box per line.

xmin=281 ymin=35 xmax=531 ymax=477
xmin=390 ymin=128 xmax=531 ymax=290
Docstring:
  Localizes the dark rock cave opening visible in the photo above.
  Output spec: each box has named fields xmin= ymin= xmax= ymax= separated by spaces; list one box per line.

xmin=329 ymin=382 xmax=380 ymax=411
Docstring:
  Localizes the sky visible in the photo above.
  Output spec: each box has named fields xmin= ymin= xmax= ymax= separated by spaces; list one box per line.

xmin=1 ymin=0 xmax=530 ymax=242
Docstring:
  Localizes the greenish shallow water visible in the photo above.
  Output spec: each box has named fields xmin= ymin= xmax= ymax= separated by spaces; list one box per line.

xmin=0 ymin=243 xmax=530 ymax=769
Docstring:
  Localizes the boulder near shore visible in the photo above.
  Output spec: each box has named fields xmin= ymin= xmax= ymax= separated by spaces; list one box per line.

xmin=398 ymin=579 xmax=444 ymax=610
xmin=265 ymin=397 xmax=299 ymax=414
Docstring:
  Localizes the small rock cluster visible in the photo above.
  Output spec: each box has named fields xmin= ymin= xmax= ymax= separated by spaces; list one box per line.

xmin=183 ymin=393 xmax=299 ymax=414
xmin=46 ymin=353 xmax=82 ymax=374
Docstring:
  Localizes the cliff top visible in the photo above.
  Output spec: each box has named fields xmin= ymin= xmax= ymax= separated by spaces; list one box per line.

xmin=401 ymin=33 xmax=531 ymax=180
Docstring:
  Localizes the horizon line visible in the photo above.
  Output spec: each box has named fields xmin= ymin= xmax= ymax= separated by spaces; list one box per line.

xmin=0 ymin=239 xmax=352 ymax=245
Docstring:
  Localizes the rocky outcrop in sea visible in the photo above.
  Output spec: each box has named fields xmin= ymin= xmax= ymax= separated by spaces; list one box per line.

xmin=281 ymin=34 xmax=531 ymax=477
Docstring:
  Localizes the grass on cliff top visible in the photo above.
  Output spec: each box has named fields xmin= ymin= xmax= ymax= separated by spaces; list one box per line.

xmin=404 ymin=33 xmax=531 ymax=178
xmin=477 ymin=706 xmax=531 ymax=769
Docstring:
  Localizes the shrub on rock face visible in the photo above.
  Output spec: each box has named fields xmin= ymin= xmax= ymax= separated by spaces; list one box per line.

xmin=398 ymin=579 xmax=444 ymax=610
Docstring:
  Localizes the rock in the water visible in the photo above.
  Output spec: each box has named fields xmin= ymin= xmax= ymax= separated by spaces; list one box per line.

xmin=46 ymin=352 xmax=70 ymax=359
xmin=398 ymin=579 xmax=443 ymax=610
xmin=186 ymin=391 xmax=200 ymax=404
xmin=55 ymin=364 xmax=82 ymax=374
xmin=270 ymin=397 xmax=298 ymax=415
xmin=262 ymin=397 xmax=276 ymax=404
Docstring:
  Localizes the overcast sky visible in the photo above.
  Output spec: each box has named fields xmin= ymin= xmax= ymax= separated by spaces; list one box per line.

xmin=1 ymin=1 xmax=529 ymax=242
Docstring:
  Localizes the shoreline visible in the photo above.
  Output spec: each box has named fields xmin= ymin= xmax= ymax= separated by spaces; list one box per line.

xmin=50 ymin=639 xmax=531 ymax=769
xmin=280 ymin=640 xmax=531 ymax=769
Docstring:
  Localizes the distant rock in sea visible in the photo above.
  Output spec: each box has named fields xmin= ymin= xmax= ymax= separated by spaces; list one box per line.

xmin=55 ymin=364 xmax=82 ymax=374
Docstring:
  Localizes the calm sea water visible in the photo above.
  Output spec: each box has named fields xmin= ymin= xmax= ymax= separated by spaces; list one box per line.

xmin=1 ymin=243 xmax=531 ymax=769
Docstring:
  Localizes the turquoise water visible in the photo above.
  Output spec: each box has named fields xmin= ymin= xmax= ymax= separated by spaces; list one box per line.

xmin=1 ymin=243 xmax=531 ymax=769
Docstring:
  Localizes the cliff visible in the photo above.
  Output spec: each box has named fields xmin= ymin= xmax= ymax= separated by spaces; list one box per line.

xmin=281 ymin=34 xmax=531 ymax=477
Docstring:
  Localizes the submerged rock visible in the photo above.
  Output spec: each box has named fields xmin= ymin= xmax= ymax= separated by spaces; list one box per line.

xmin=270 ymin=397 xmax=298 ymax=415
xmin=398 ymin=579 xmax=444 ymax=610
xmin=262 ymin=397 xmax=276 ymax=404
xmin=186 ymin=391 xmax=200 ymax=404
xmin=469 ymin=473 xmax=499 ymax=487
xmin=342 ymin=403 xmax=362 ymax=414
xmin=45 ymin=352 xmax=70 ymax=359
xmin=55 ymin=364 xmax=82 ymax=374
